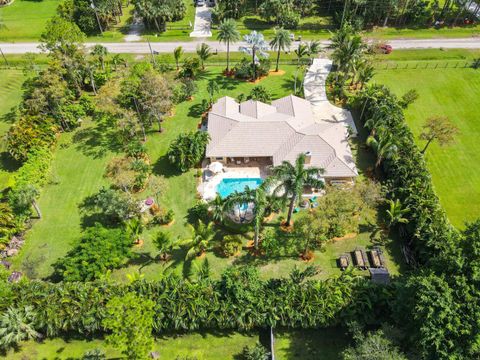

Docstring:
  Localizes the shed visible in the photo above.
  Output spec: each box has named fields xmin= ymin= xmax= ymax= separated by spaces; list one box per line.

xmin=369 ymin=268 xmax=390 ymax=284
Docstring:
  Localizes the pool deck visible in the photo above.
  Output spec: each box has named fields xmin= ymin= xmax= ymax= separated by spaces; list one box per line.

xmin=197 ymin=166 xmax=266 ymax=201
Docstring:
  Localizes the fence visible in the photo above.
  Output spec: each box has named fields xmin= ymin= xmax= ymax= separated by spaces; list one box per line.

xmin=373 ymin=60 xmax=474 ymax=71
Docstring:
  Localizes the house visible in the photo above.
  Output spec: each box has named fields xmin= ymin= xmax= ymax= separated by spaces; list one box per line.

xmin=205 ymin=94 xmax=358 ymax=184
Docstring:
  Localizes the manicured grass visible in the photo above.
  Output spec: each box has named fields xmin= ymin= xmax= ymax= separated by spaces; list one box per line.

xmin=11 ymin=64 xmax=401 ymax=280
xmin=364 ymin=24 xmax=480 ymax=39
xmin=6 ymin=331 xmax=258 ymax=359
xmin=0 ymin=0 xmax=59 ymax=42
xmin=274 ymin=328 xmax=350 ymax=360
xmin=0 ymin=69 xmax=25 ymax=190
xmin=373 ymin=57 xmax=480 ymax=228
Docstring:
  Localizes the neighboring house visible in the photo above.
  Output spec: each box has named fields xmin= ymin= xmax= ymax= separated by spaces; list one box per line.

xmin=205 ymin=94 xmax=358 ymax=183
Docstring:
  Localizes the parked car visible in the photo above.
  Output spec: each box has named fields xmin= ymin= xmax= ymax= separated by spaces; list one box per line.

xmin=380 ymin=44 xmax=393 ymax=54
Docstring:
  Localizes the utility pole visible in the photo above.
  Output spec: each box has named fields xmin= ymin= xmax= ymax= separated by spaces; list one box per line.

xmin=147 ymin=37 xmax=157 ymax=67
xmin=341 ymin=0 xmax=349 ymax=28
xmin=0 ymin=47 xmax=8 ymax=67
xmin=91 ymin=1 xmax=104 ymax=34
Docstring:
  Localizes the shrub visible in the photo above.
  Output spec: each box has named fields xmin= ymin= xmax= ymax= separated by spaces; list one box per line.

xmin=13 ymin=147 xmax=53 ymax=189
xmin=83 ymin=188 xmax=141 ymax=224
xmin=167 ymin=131 xmax=210 ymax=172
xmin=178 ymin=58 xmax=201 ymax=80
xmin=6 ymin=115 xmax=57 ymax=163
xmin=241 ymin=343 xmax=270 ymax=360
xmin=247 ymin=86 xmax=272 ymax=104
xmin=151 ymin=207 xmax=175 ymax=225
xmin=220 ymin=235 xmax=243 ymax=256
xmin=53 ymin=224 xmax=133 ymax=281
xmin=234 ymin=58 xmax=271 ymax=80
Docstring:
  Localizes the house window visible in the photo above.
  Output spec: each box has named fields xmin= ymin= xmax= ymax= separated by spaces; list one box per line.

xmin=215 ymin=157 xmax=223 ymax=161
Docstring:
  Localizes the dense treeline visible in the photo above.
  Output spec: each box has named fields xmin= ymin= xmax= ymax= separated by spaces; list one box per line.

xmin=0 ymin=268 xmax=392 ymax=338
xmin=355 ymin=84 xmax=480 ymax=359
xmin=214 ymin=0 xmax=478 ymax=29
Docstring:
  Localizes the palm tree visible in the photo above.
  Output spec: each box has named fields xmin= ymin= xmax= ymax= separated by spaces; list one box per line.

xmin=385 ymin=199 xmax=409 ymax=227
xmin=90 ymin=44 xmax=108 ymax=70
xmin=271 ymin=153 xmax=324 ymax=226
xmin=293 ymin=43 xmax=309 ymax=94
xmin=269 ymin=28 xmax=292 ymax=72
xmin=366 ymin=131 xmax=398 ymax=168
xmin=181 ymin=220 xmax=215 ymax=259
xmin=153 ymin=231 xmax=174 ymax=261
xmin=196 ymin=43 xmax=211 ymax=70
xmin=125 ymin=217 xmax=143 ymax=243
xmin=209 ymin=194 xmax=227 ymax=223
xmin=225 ymin=184 xmax=269 ymax=249
xmin=217 ymin=18 xmax=241 ymax=73
xmin=207 ymin=80 xmax=219 ymax=105
xmin=173 ymin=46 xmax=184 ymax=70
xmin=0 ymin=306 xmax=41 ymax=350
xmin=239 ymin=31 xmax=269 ymax=80
xmin=12 ymin=184 xmax=41 ymax=219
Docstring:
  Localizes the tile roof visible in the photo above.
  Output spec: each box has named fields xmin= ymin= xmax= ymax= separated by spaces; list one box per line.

xmin=205 ymin=95 xmax=358 ymax=178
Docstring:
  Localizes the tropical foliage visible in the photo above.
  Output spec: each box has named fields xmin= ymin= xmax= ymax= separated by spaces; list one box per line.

xmin=167 ymin=131 xmax=210 ymax=172
xmin=53 ymin=224 xmax=133 ymax=281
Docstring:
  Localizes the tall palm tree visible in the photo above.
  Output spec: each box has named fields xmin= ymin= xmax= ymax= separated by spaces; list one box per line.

xmin=225 ymin=184 xmax=269 ymax=249
xmin=207 ymin=80 xmax=219 ymax=106
xmin=271 ymin=153 xmax=324 ymax=226
xmin=269 ymin=28 xmax=292 ymax=72
xmin=208 ymin=194 xmax=227 ymax=223
xmin=239 ymin=31 xmax=269 ymax=80
xmin=90 ymin=44 xmax=108 ymax=70
xmin=217 ymin=18 xmax=240 ymax=73
xmin=196 ymin=43 xmax=211 ymax=70
xmin=0 ymin=306 xmax=41 ymax=350
xmin=173 ymin=46 xmax=184 ymax=70
xmin=293 ymin=43 xmax=309 ymax=94
xmin=181 ymin=220 xmax=215 ymax=259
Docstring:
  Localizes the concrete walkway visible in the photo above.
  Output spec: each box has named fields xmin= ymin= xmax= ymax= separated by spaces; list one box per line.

xmin=190 ymin=4 xmax=212 ymax=38
xmin=304 ymin=58 xmax=358 ymax=134
xmin=124 ymin=15 xmax=144 ymax=42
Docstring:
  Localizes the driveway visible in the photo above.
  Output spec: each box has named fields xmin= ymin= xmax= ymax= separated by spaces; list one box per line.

xmin=190 ymin=4 xmax=212 ymax=38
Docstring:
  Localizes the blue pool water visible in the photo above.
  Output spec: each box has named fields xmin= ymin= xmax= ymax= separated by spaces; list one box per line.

xmin=217 ymin=178 xmax=263 ymax=198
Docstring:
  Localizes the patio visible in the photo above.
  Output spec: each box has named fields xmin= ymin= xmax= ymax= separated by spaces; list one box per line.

xmin=197 ymin=164 xmax=269 ymax=201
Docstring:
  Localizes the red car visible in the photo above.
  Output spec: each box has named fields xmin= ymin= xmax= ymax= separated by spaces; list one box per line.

xmin=380 ymin=44 xmax=393 ymax=54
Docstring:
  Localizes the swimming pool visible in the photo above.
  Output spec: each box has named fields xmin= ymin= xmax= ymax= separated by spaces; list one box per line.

xmin=217 ymin=178 xmax=263 ymax=198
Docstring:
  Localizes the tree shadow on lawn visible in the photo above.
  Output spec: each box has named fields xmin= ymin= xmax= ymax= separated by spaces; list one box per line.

xmin=72 ymin=117 xmax=124 ymax=159
xmin=152 ymin=155 xmax=183 ymax=178
xmin=188 ymin=102 xmax=206 ymax=118
xmin=275 ymin=327 xmax=350 ymax=360
xmin=0 ymin=152 xmax=21 ymax=174
xmin=0 ymin=107 xmax=18 ymax=125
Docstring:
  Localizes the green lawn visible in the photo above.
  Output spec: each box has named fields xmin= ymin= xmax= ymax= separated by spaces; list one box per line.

xmin=10 ymin=64 xmax=401 ymax=281
xmin=0 ymin=0 xmax=59 ymax=42
xmin=364 ymin=24 xmax=480 ymax=40
xmin=6 ymin=331 xmax=258 ymax=359
xmin=0 ymin=69 xmax=25 ymax=190
xmin=373 ymin=53 xmax=480 ymax=228
xmin=274 ymin=328 xmax=350 ymax=360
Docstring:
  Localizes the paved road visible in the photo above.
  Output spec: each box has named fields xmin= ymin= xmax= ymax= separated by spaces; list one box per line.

xmin=0 ymin=38 xmax=479 ymax=54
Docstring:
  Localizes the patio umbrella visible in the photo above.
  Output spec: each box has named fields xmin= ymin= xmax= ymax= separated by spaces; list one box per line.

xmin=208 ymin=161 xmax=223 ymax=173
